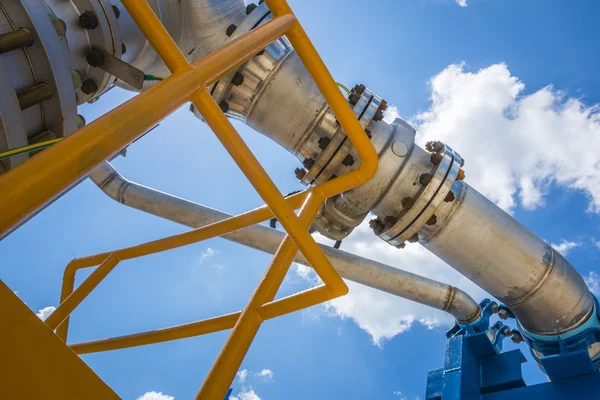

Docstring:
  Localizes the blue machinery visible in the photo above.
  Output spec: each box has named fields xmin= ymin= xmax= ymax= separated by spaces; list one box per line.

xmin=427 ymin=299 xmax=600 ymax=399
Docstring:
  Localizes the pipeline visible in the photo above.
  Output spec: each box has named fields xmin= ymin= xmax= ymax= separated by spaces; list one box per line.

xmin=88 ymin=161 xmax=482 ymax=324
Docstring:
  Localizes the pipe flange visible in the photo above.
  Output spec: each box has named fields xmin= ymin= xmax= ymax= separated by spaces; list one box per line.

xmin=0 ymin=57 xmax=28 ymax=172
xmin=298 ymin=86 xmax=381 ymax=185
xmin=377 ymin=143 xmax=462 ymax=247
xmin=46 ymin=0 xmax=122 ymax=104
xmin=0 ymin=0 xmax=78 ymax=141
xmin=206 ymin=2 xmax=293 ymax=121
xmin=314 ymin=92 xmax=384 ymax=184
xmin=0 ymin=5 xmax=41 ymax=138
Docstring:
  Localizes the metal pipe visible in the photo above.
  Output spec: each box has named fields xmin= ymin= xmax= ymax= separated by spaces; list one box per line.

xmin=89 ymin=162 xmax=482 ymax=323
xmin=421 ymin=181 xmax=594 ymax=335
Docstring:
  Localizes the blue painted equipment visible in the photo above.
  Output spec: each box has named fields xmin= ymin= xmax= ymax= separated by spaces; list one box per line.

xmin=426 ymin=298 xmax=600 ymax=399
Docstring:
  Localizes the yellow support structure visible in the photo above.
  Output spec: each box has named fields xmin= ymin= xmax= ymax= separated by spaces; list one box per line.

xmin=0 ymin=0 xmax=379 ymax=398
xmin=0 ymin=280 xmax=119 ymax=399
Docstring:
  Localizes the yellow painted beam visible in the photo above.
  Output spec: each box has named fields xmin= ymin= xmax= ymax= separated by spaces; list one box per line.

xmin=0 ymin=280 xmax=118 ymax=399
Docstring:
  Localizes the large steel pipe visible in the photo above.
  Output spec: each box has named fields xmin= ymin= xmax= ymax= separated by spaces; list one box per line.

xmin=88 ymin=162 xmax=481 ymax=323
xmin=422 ymin=181 xmax=594 ymax=335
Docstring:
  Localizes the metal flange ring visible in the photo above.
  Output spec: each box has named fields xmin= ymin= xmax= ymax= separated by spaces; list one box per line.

xmin=378 ymin=144 xmax=458 ymax=244
xmin=389 ymin=145 xmax=462 ymax=247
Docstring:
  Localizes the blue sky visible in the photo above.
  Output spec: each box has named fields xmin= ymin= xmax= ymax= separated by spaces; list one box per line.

xmin=3 ymin=0 xmax=600 ymax=399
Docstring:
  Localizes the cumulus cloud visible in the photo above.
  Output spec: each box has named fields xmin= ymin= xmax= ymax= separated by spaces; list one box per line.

xmin=383 ymin=105 xmax=402 ymax=124
xmin=200 ymin=247 xmax=217 ymax=261
xmin=585 ymin=272 xmax=600 ymax=297
xmin=297 ymin=223 xmax=487 ymax=346
xmin=455 ymin=0 xmax=468 ymax=6
xmin=255 ymin=369 xmax=274 ymax=381
xmin=136 ymin=392 xmax=174 ymax=400
xmin=230 ymin=389 xmax=261 ymax=400
xmin=550 ymin=240 xmax=581 ymax=256
xmin=415 ymin=62 xmax=600 ymax=213
xmin=236 ymin=369 xmax=249 ymax=383
xmin=36 ymin=306 xmax=56 ymax=321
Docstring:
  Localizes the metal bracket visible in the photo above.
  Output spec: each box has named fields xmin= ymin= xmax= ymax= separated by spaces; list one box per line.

xmin=86 ymin=47 xmax=144 ymax=89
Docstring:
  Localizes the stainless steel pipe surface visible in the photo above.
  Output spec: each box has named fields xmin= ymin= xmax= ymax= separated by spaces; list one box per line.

xmin=422 ymin=181 xmax=595 ymax=335
xmin=88 ymin=162 xmax=482 ymax=323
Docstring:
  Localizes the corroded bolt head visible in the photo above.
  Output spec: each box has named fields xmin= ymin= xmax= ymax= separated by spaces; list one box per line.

xmin=430 ymin=152 xmax=443 ymax=165
xmin=294 ymin=167 xmax=306 ymax=180
xmin=426 ymin=215 xmax=438 ymax=226
xmin=349 ymin=93 xmax=360 ymax=105
xmin=384 ymin=215 xmax=397 ymax=226
xmin=408 ymin=233 xmax=419 ymax=243
xmin=396 ymin=243 xmax=406 ymax=249
xmin=456 ymin=169 xmax=465 ymax=181
xmin=373 ymin=109 xmax=384 ymax=122
xmin=419 ymin=173 xmax=433 ymax=186
xmin=379 ymin=100 xmax=388 ymax=112
xmin=303 ymin=157 xmax=315 ymax=169
xmin=352 ymin=84 xmax=366 ymax=95
xmin=369 ymin=218 xmax=384 ymax=235
xmin=402 ymin=197 xmax=415 ymax=210
xmin=325 ymin=223 xmax=333 ymax=232
xmin=444 ymin=191 xmax=456 ymax=203
xmin=425 ymin=141 xmax=444 ymax=153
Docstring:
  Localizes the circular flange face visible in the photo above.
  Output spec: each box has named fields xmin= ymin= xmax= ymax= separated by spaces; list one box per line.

xmin=0 ymin=57 xmax=28 ymax=172
xmin=379 ymin=143 xmax=462 ymax=247
xmin=45 ymin=0 xmax=122 ymax=104
xmin=390 ymin=145 xmax=461 ymax=246
xmin=0 ymin=0 xmax=77 ymax=141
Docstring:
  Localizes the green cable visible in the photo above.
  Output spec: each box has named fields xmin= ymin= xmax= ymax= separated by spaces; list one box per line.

xmin=336 ymin=82 xmax=351 ymax=96
xmin=144 ymin=74 xmax=164 ymax=82
xmin=0 ymin=138 xmax=62 ymax=161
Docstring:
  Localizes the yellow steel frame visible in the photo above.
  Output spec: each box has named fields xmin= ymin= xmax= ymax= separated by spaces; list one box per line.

xmin=0 ymin=0 xmax=378 ymax=398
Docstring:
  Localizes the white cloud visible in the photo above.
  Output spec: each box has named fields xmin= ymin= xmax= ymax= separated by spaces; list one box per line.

xmin=136 ymin=392 xmax=174 ymax=400
xmin=415 ymin=63 xmax=600 ymax=214
xmin=585 ymin=272 xmax=600 ymax=297
xmin=383 ymin=105 xmax=401 ymax=124
xmin=255 ymin=369 xmax=274 ymax=381
xmin=295 ymin=62 xmax=600 ymax=346
xmin=200 ymin=247 xmax=217 ymax=261
xmin=236 ymin=369 xmax=249 ymax=383
xmin=550 ymin=240 xmax=581 ymax=256
xmin=36 ymin=306 xmax=56 ymax=321
xmin=393 ymin=391 xmax=407 ymax=400
xmin=230 ymin=389 xmax=261 ymax=400
xmin=296 ymin=223 xmax=487 ymax=346
xmin=455 ymin=0 xmax=468 ymax=6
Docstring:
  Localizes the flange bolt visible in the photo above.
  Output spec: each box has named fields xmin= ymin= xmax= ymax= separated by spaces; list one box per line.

xmin=419 ymin=173 xmax=432 ymax=186
xmin=79 ymin=11 xmax=99 ymax=30
xmin=295 ymin=167 xmax=306 ymax=180
xmin=369 ymin=218 xmax=384 ymax=235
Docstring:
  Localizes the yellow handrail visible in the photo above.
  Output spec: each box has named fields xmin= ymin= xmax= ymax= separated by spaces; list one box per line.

xmin=0 ymin=0 xmax=380 ymax=398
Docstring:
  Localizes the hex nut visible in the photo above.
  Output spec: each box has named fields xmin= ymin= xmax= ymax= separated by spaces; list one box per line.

xmin=444 ymin=191 xmax=456 ymax=203
xmin=219 ymin=101 xmax=230 ymax=113
xmin=318 ymin=137 xmax=331 ymax=150
xmin=402 ymin=197 xmax=415 ymax=210
xmin=79 ymin=11 xmax=99 ymax=29
xmin=303 ymin=158 xmax=315 ymax=169
xmin=426 ymin=215 xmax=438 ymax=226
xmin=457 ymin=169 xmax=465 ymax=181
xmin=419 ymin=173 xmax=433 ymax=186
xmin=294 ymin=167 xmax=306 ymax=180
xmin=226 ymin=24 xmax=237 ymax=37
xmin=232 ymin=72 xmax=245 ymax=86
xmin=430 ymin=152 xmax=443 ymax=165
xmin=408 ymin=233 xmax=419 ymax=243
xmin=342 ymin=155 xmax=355 ymax=167
xmin=81 ymin=78 xmax=98 ymax=95
xmin=246 ymin=3 xmax=258 ymax=14
xmin=498 ymin=309 xmax=510 ymax=320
